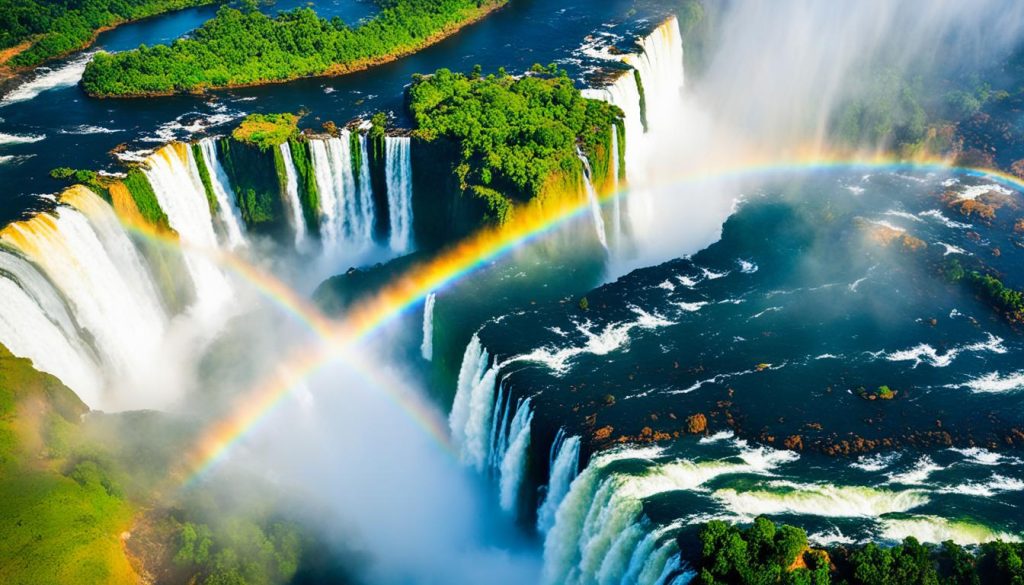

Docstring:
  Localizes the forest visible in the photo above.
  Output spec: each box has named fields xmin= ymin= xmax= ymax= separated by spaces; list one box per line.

xmin=80 ymin=0 xmax=507 ymax=96
xmin=407 ymin=65 xmax=624 ymax=223
xmin=695 ymin=517 xmax=1024 ymax=585
xmin=0 ymin=0 xmax=217 ymax=69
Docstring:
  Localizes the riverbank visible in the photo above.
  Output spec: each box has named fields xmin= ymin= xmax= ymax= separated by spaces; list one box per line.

xmin=0 ymin=0 xmax=221 ymax=86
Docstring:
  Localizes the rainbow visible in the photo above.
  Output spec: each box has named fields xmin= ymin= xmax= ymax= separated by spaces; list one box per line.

xmin=90 ymin=151 xmax=1024 ymax=486
xmin=64 ymin=189 xmax=457 ymax=481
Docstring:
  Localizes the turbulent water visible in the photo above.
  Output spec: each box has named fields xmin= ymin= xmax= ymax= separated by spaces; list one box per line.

xmin=452 ymin=170 xmax=1024 ymax=581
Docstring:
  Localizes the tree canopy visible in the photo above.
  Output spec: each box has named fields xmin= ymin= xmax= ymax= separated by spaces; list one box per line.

xmin=0 ymin=0 xmax=218 ymax=68
xmin=81 ymin=0 xmax=506 ymax=96
xmin=407 ymin=65 xmax=623 ymax=210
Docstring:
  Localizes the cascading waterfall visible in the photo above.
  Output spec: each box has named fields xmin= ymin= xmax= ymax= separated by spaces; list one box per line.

xmin=357 ymin=133 xmax=375 ymax=240
xmin=421 ymin=292 xmax=436 ymax=361
xmin=609 ymin=126 xmax=623 ymax=246
xmin=0 ymin=187 xmax=168 ymax=401
xmin=450 ymin=335 xmax=490 ymax=463
xmin=451 ymin=335 xmax=537 ymax=500
xmin=577 ymin=147 xmax=609 ymax=250
xmin=449 ymin=334 xmax=500 ymax=471
xmin=537 ymin=430 xmax=582 ymax=534
xmin=625 ymin=16 xmax=685 ymax=123
xmin=540 ymin=451 xmax=685 ymax=585
xmin=497 ymin=397 xmax=534 ymax=513
xmin=583 ymin=17 xmax=684 ymax=235
xmin=198 ymin=138 xmax=247 ymax=250
xmin=310 ymin=131 xmax=380 ymax=253
xmin=278 ymin=142 xmax=308 ymax=250
xmin=384 ymin=136 xmax=414 ymax=253
xmin=143 ymin=144 xmax=233 ymax=312
xmin=0 ymin=247 xmax=104 ymax=404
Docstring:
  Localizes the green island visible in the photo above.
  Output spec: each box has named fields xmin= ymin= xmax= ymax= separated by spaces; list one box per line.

xmin=80 ymin=0 xmax=508 ymax=97
xmin=695 ymin=517 xmax=1024 ymax=585
xmin=942 ymin=258 xmax=1024 ymax=324
xmin=408 ymin=65 xmax=625 ymax=225
xmin=0 ymin=0 xmax=219 ymax=71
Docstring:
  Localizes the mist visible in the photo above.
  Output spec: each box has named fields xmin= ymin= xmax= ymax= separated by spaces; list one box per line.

xmin=190 ymin=331 xmax=543 ymax=584
xmin=618 ymin=0 xmax=1024 ymax=274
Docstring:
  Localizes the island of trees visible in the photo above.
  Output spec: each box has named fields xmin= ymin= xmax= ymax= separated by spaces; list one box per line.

xmin=695 ymin=517 xmax=1024 ymax=585
xmin=0 ymin=0 xmax=218 ymax=71
xmin=80 ymin=0 xmax=508 ymax=97
xmin=407 ymin=65 xmax=625 ymax=224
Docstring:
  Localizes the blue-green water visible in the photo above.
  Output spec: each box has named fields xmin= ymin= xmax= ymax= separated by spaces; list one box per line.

xmin=437 ymin=169 xmax=1024 ymax=560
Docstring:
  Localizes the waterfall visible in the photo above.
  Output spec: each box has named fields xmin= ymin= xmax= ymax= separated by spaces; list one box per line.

xmin=498 ymin=397 xmax=534 ymax=513
xmin=278 ymin=142 xmax=308 ymax=250
xmin=143 ymin=144 xmax=232 ymax=311
xmin=421 ymin=291 xmax=436 ymax=361
xmin=0 ymin=188 xmax=168 ymax=397
xmin=584 ymin=77 xmax=643 ymax=184
xmin=357 ymin=134 xmax=376 ymax=243
xmin=540 ymin=448 xmax=690 ymax=585
xmin=310 ymin=131 xmax=377 ymax=254
xmin=609 ymin=126 xmax=623 ymax=246
xmin=577 ymin=148 xmax=609 ymax=250
xmin=449 ymin=335 xmax=490 ymax=463
xmin=0 ymin=248 xmax=104 ymax=405
xmin=583 ymin=17 xmax=684 ymax=235
xmin=309 ymin=137 xmax=346 ymax=249
xmin=626 ymin=16 xmax=685 ymax=124
xmin=538 ymin=431 xmax=581 ymax=534
xmin=384 ymin=136 xmax=414 ymax=253
xmin=198 ymin=138 xmax=247 ymax=250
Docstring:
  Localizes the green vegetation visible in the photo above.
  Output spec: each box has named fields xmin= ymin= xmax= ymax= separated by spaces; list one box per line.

xmin=407 ymin=65 xmax=623 ymax=223
xmin=122 ymin=167 xmax=171 ymax=231
xmin=857 ymin=385 xmax=897 ymax=400
xmin=0 ymin=0 xmax=219 ymax=69
xmin=0 ymin=344 xmax=139 ymax=585
xmin=287 ymin=138 xmax=321 ymax=233
xmin=369 ymin=111 xmax=388 ymax=160
xmin=697 ymin=517 xmax=829 ymax=585
xmin=831 ymin=56 xmax=1015 ymax=156
xmin=81 ymin=0 xmax=507 ymax=96
xmin=696 ymin=517 xmax=1024 ymax=585
xmin=942 ymin=258 xmax=1024 ymax=323
xmin=634 ymin=69 xmax=649 ymax=132
xmin=190 ymin=143 xmax=220 ymax=215
xmin=835 ymin=70 xmax=927 ymax=151
xmin=966 ymin=272 xmax=1024 ymax=323
xmin=231 ymin=113 xmax=299 ymax=150
xmin=216 ymin=138 xmax=286 ymax=234
xmin=49 ymin=166 xmax=109 ymax=201
xmin=349 ymin=129 xmax=363 ymax=178
xmin=161 ymin=510 xmax=314 ymax=585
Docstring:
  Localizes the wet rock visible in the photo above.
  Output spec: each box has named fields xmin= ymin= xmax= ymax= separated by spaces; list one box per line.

xmin=687 ymin=413 xmax=708 ymax=434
